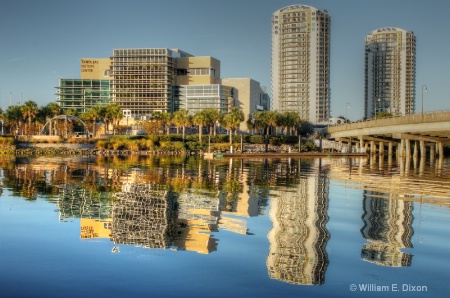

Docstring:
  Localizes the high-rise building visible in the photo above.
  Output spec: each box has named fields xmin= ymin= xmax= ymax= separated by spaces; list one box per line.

xmin=271 ymin=4 xmax=331 ymax=125
xmin=364 ymin=27 xmax=416 ymax=118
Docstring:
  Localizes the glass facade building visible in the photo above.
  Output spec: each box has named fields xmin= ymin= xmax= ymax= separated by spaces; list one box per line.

xmin=56 ymin=79 xmax=110 ymax=113
xmin=179 ymin=84 xmax=234 ymax=115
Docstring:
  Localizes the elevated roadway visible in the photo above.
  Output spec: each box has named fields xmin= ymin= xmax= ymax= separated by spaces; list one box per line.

xmin=325 ymin=111 xmax=450 ymax=160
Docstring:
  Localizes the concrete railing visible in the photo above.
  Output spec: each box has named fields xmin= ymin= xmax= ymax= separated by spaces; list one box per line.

xmin=327 ymin=110 xmax=450 ymax=133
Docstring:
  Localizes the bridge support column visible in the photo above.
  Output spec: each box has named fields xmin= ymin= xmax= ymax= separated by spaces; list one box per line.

xmin=413 ymin=141 xmax=419 ymax=158
xmin=388 ymin=142 xmax=393 ymax=156
xmin=370 ymin=141 xmax=375 ymax=155
xmin=379 ymin=141 xmax=384 ymax=156
xmin=360 ymin=138 xmax=364 ymax=153
xmin=405 ymin=139 xmax=411 ymax=158
xmin=430 ymin=143 xmax=436 ymax=165
xmin=420 ymin=140 xmax=426 ymax=157
xmin=398 ymin=139 xmax=405 ymax=157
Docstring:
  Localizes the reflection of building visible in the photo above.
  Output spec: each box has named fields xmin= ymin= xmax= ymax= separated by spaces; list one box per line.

xmin=80 ymin=218 xmax=112 ymax=239
xmin=271 ymin=4 xmax=331 ymax=124
xmin=267 ymin=160 xmax=330 ymax=285
xmin=360 ymin=193 xmax=414 ymax=267
xmin=174 ymin=190 xmax=219 ymax=254
xmin=111 ymin=183 xmax=177 ymax=249
xmin=57 ymin=183 xmax=112 ymax=221
xmin=220 ymin=168 xmax=268 ymax=235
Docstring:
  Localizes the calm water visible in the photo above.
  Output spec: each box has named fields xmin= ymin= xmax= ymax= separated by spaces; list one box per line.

xmin=0 ymin=155 xmax=449 ymax=298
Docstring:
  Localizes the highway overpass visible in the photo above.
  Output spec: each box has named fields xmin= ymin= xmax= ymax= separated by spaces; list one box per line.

xmin=325 ymin=110 xmax=450 ymax=160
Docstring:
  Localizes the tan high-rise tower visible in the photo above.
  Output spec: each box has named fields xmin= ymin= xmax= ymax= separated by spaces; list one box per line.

xmin=271 ymin=4 xmax=331 ymax=124
xmin=364 ymin=27 xmax=416 ymax=118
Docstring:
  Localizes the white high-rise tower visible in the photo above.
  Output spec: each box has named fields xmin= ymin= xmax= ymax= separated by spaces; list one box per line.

xmin=271 ymin=4 xmax=331 ymax=124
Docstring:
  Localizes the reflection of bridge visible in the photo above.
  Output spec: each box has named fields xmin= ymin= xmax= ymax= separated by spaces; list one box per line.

xmin=326 ymin=111 xmax=450 ymax=160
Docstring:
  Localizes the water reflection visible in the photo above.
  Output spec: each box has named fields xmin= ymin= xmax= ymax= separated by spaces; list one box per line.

xmin=360 ymin=193 xmax=414 ymax=267
xmin=267 ymin=159 xmax=330 ymax=285
xmin=0 ymin=155 xmax=449 ymax=288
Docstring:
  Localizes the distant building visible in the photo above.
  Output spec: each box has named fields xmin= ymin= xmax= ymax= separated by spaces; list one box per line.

xmin=221 ymin=78 xmax=269 ymax=132
xmin=56 ymin=48 xmax=265 ymax=121
xmin=271 ymin=4 xmax=331 ymax=125
xmin=364 ymin=27 xmax=416 ymax=118
xmin=178 ymin=84 xmax=235 ymax=115
xmin=56 ymin=58 xmax=111 ymax=113
xmin=56 ymin=79 xmax=111 ymax=113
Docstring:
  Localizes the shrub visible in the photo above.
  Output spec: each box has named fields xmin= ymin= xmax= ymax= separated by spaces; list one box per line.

xmin=269 ymin=136 xmax=281 ymax=146
xmin=96 ymin=140 xmax=110 ymax=150
xmin=249 ymin=135 xmax=265 ymax=144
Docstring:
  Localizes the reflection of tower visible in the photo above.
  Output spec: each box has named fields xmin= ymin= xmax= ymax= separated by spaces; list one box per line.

xmin=267 ymin=160 xmax=330 ymax=285
xmin=111 ymin=183 xmax=177 ymax=249
xmin=360 ymin=192 xmax=414 ymax=267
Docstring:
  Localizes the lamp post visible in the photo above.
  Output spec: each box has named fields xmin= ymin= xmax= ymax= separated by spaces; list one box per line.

xmin=421 ymin=85 xmax=427 ymax=114
xmin=346 ymin=103 xmax=351 ymax=122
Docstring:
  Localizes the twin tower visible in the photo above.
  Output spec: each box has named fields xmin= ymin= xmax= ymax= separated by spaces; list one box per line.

xmin=271 ymin=4 xmax=416 ymax=124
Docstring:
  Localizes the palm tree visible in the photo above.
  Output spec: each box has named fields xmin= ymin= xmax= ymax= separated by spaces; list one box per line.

xmin=44 ymin=102 xmax=61 ymax=135
xmin=193 ymin=110 xmax=209 ymax=142
xmin=21 ymin=101 xmax=38 ymax=135
xmin=172 ymin=109 xmax=192 ymax=142
xmin=266 ymin=110 xmax=279 ymax=136
xmin=82 ymin=106 xmax=101 ymax=137
xmin=221 ymin=107 xmax=244 ymax=144
xmin=5 ymin=105 xmax=24 ymax=135
xmin=252 ymin=111 xmax=269 ymax=135
xmin=203 ymin=108 xmax=222 ymax=136
xmin=153 ymin=111 xmax=172 ymax=134
xmin=106 ymin=104 xmax=123 ymax=135
xmin=281 ymin=112 xmax=301 ymax=135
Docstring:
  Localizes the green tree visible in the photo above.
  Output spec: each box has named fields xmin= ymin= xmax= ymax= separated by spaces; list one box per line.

xmin=193 ymin=110 xmax=209 ymax=142
xmin=42 ymin=102 xmax=61 ymax=135
xmin=297 ymin=120 xmax=314 ymax=136
xmin=5 ymin=105 xmax=24 ymax=135
xmin=221 ymin=107 xmax=244 ymax=144
xmin=106 ymin=104 xmax=123 ymax=135
xmin=21 ymin=100 xmax=38 ymax=135
xmin=152 ymin=111 xmax=172 ymax=134
xmin=281 ymin=111 xmax=301 ymax=135
xmin=203 ymin=108 xmax=222 ymax=136
xmin=64 ymin=108 xmax=79 ymax=117
xmin=82 ymin=106 xmax=102 ymax=137
xmin=172 ymin=109 xmax=192 ymax=142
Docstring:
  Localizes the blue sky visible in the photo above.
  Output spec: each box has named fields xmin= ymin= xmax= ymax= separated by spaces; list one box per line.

xmin=1 ymin=0 xmax=449 ymax=120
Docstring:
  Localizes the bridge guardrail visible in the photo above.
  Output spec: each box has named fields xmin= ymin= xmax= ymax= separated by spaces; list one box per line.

xmin=327 ymin=110 xmax=450 ymax=133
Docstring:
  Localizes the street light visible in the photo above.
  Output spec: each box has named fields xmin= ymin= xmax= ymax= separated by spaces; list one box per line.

xmin=346 ymin=103 xmax=351 ymax=122
xmin=422 ymin=85 xmax=427 ymax=114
